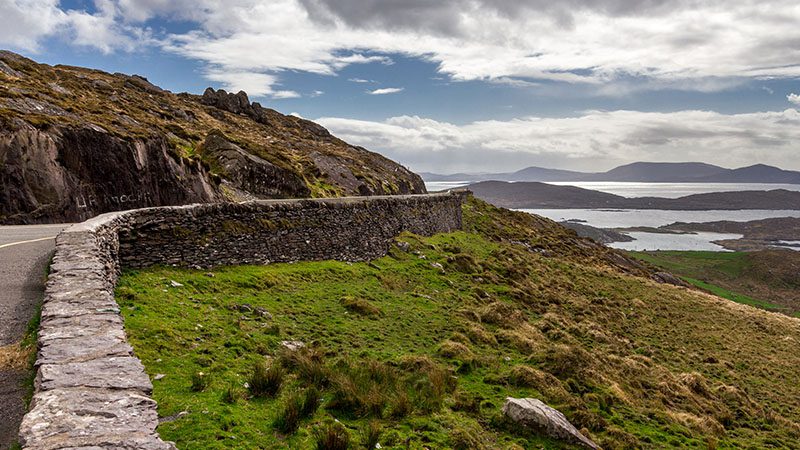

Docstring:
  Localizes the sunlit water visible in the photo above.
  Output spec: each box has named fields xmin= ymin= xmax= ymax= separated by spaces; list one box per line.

xmin=519 ymin=209 xmax=800 ymax=229
xmin=521 ymin=209 xmax=800 ymax=251
xmin=544 ymin=182 xmax=800 ymax=198
xmin=424 ymin=180 xmax=800 ymax=251
xmin=608 ymin=232 xmax=744 ymax=251
xmin=424 ymin=181 xmax=800 ymax=198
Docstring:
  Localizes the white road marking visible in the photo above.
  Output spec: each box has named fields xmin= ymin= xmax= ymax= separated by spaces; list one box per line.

xmin=0 ymin=236 xmax=56 ymax=250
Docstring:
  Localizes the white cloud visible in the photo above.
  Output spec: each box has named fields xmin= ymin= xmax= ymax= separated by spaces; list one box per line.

xmin=368 ymin=87 xmax=404 ymax=95
xmin=0 ymin=0 xmax=149 ymax=53
xmin=788 ymin=93 xmax=800 ymax=106
xmin=204 ymin=69 xmax=299 ymax=98
xmin=154 ymin=0 xmax=800 ymax=95
xmin=272 ymin=90 xmax=301 ymax=99
xmin=316 ymin=109 xmax=800 ymax=172
xmin=348 ymin=78 xmax=372 ymax=83
xmin=5 ymin=0 xmax=800 ymax=98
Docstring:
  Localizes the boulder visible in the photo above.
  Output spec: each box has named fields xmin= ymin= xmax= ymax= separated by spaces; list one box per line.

xmin=502 ymin=397 xmax=600 ymax=449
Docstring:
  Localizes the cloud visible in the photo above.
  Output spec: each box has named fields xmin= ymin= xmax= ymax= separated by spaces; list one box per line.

xmin=155 ymin=0 xmax=800 ymax=94
xmin=788 ymin=93 xmax=800 ymax=106
xmin=315 ymin=109 xmax=800 ymax=172
xmin=348 ymin=78 xmax=372 ymax=83
xmin=0 ymin=0 xmax=148 ymax=53
xmin=6 ymin=0 xmax=800 ymax=97
xmin=368 ymin=87 xmax=404 ymax=95
xmin=204 ymin=69 xmax=299 ymax=98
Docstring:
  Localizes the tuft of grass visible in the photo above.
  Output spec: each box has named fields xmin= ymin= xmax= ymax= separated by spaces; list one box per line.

xmin=248 ymin=360 xmax=284 ymax=398
xmin=273 ymin=391 xmax=303 ymax=434
xmin=362 ymin=420 xmax=382 ymax=449
xmin=190 ymin=371 xmax=211 ymax=392
xmin=340 ymin=296 xmax=382 ymax=316
xmin=314 ymin=422 xmax=350 ymax=450
xmin=0 ymin=342 xmax=31 ymax=370
xmin=280 ymin=347 xmax=330 ymax=387
xmin=221 ymin=382 xmax=242 ymax=404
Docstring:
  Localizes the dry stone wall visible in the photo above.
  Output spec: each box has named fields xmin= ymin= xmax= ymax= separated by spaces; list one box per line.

xmin=19 ymin=191 xmax=467 ymax=449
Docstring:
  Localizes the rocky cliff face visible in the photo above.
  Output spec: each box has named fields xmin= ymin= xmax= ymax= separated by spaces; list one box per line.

xmin=0 ymin=51 xmax=425 ymax=224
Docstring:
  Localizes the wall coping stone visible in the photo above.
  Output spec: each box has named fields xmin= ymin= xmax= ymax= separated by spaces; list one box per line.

xmin=19 ymin=190 xmax=468 ymax=449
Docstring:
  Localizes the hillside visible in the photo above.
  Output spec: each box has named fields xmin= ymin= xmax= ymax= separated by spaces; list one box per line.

xmin=468 ymin=180 xmax=800 ymax=210
xmin=117 ymin=197 xmax=800 ymax=449
xmin=423 ymin=162 xmax=800 ymax=184
xmin=0 ymin=51 xmax=424 ymax=224
xmin=631 ymin=250 xmax=800 ymax=316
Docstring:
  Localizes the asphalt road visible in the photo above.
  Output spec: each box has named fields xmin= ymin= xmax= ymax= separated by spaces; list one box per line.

xmin=0 ymin=224 xmax=67 ymax=450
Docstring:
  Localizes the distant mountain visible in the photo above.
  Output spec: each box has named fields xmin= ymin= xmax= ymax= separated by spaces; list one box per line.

xmin=585 ymin=162 xmax=726 ymax=182
xmin=468 ymin=180 xmax=800 ymax=210
xmin=424 ymin=162 xmax=800 ymax=184
xmin=703 ymin=164 xmax=800 ymax=184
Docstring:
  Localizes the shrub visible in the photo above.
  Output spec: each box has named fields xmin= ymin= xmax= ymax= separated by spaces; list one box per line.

xmin=190 ymin=371 xmax=210 ymax=392
xmin=314 ymin=422 xmax=350 ymax=450
xmin=249 ymin=360 xmax=284 ymax=398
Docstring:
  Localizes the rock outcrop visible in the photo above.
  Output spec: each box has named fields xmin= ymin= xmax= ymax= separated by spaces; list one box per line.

xmin=0 ymin=122 xmax=217 ymax=223
xmin=502 ymin=397 xmax=600 ymax=449
xmin=0 ymin=51 xmax=426 ymax=224
xmin=198 ymin=130 xmax=310 ymax=198
xmin=200 ymin=87 xmax=270 ymax=124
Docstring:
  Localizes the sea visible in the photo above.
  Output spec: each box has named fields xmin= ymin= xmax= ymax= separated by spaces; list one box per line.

xmin=425 ymin=181 xmax=800 ymax=251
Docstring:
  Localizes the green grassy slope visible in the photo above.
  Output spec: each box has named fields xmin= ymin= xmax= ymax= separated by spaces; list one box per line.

xmin=117 ymin=199 xmax=800 ymax=449
xmin=630 ymin=250 xmax=799 ymax=316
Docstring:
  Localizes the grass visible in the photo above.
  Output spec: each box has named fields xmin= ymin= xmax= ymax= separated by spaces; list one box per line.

xmin=629 ymin=250 xmax=797 ymax=314
xmin=117 ymin=199 xmax=800 ymax=449
xmin=681 ymin=277 xmax=779 ymax=310
xmin=630 ymin=250 xmax=749 ymax=278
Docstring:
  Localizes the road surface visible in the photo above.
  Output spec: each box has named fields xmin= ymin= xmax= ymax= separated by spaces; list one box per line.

xmin=0 ymin=224 xmax=67 ymax=450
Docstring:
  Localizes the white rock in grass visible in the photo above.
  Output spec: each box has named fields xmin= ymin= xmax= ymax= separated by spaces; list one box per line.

xmin=280 ymin=340 xmax=305 ymax=351
xmin=502 ymin=397 xmax=599 ymax=449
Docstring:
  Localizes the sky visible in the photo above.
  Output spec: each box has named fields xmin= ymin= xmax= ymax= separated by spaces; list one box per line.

xmin=1 ymin=0 xmax=800 ymax=173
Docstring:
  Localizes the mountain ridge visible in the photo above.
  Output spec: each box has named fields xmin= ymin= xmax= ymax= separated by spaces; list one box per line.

xmin=468 ymin=180 xmax=800 ymax=210
xmin=423 ymin=161 xmax=800 ymax=184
